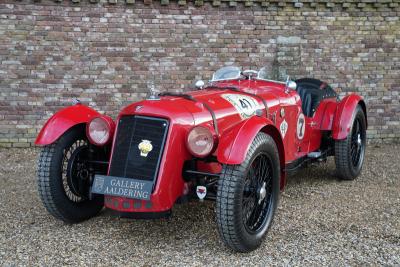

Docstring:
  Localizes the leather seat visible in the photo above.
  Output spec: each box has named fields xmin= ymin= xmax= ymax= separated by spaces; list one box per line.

xmin=295 ymin=78 xmax=337 ymax=117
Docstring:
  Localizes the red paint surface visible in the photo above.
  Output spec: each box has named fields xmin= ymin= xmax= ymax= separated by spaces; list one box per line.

xmin=35 ymin=104 xmax=100 ymax=145
xmin=217 ymin=115 xmax=275 ymax=164
xmin=332 ymin=94 xmax=365 ymax=140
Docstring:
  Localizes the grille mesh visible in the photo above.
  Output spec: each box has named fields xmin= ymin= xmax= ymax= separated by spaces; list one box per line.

xmin=109 ymin=116 xmax=169 ymax=182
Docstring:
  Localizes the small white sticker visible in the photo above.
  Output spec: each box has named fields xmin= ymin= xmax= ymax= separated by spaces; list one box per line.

xmin=280 ymin=119 xmax=288 ymax=139
xmin=196 ymin=186 xmax=207 ymax=200
xmin=221 ymin=94 xmax=260 ymax=119
xmin=297 ymin=113 xmax=306 ymax=140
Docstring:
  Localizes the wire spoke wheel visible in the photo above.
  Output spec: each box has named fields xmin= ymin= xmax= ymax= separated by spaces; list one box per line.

xmin=62 ymin=139 xmax=90 ymax=202
xmin=216 ymin=132 xmax=280 ymax=252
xmin=242 ymin=153 xmax=273 ymax=233
xmin=350 ymin=119 xmax=364 ymax=168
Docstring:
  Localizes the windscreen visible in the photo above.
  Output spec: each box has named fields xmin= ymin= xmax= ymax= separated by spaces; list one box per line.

xmin=211 ymin=66 xmax=241 ymax=81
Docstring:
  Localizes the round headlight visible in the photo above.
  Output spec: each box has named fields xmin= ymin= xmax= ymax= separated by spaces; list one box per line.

xmin=187 ymin=126 xmax=215 ymax=158
xmin=87 ymin=117 xmax=112 ymax=146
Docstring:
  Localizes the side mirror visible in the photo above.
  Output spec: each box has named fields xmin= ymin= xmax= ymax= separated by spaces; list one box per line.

xmin=287 ymin=81 xmax=297 ymax=90
xmin=195 ymin=80 xmax=205 ymax=90
xmin=284 ymin=76 xmax=297 ymax=93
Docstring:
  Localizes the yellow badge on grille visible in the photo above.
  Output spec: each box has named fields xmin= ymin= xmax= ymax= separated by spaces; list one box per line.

xmin=138 ymin=140 xmax=153 ymax=157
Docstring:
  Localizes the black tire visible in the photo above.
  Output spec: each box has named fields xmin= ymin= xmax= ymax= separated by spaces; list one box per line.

xmin=37 ymin=124 xmax=104 ymax=223
xmin=216 ymin=132 xmax=280 ymax=252
xmin=334 ymin=105 xmax=367 ymax=180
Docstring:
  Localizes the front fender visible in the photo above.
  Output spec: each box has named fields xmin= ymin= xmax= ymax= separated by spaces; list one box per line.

xmin=35 ymin=104 xmax=101 ymax=145
xmin=217 ymin=116 xmax=276 ymax=165
xmin=332 ymin=94 xmax=367 ymax=140
xmin=217 ymin=116 xmax=287 ymax=189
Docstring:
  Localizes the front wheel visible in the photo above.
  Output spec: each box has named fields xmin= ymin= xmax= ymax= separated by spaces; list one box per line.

xmin=37 ymin=125 xmax=104 ymax=223
xmin=216 ymin=132 xmax=280 ymax=252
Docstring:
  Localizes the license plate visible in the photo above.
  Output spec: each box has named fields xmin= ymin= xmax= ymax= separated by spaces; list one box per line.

xmin=91 ymin=175 xmax=153 ymax=200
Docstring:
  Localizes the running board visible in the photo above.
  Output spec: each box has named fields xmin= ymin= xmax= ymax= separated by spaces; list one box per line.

xmin=285 ymin=148 xmax=332 ymax=173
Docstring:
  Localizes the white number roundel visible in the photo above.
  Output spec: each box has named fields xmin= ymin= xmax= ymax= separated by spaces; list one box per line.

xmin=297 ymin=113 xmax=305 ymax=140
xmin=221 ymin=94 xmax=259 ymax=119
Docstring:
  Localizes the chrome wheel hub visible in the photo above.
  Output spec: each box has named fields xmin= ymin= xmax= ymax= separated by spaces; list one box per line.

xmin=258 ymin=182 xmax=266 ymax=204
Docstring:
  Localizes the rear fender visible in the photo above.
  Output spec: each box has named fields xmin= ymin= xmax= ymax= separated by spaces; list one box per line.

xmin=35 ymin=104 xmax=101 ymax=145
xmin=332 ymin=94 xmax=367 ymax=140
xmin=217 ymin=116 xmax=286 ymax=189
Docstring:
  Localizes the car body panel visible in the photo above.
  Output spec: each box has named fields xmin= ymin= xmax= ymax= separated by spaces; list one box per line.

xmin=35 ymin=104 xmax=100 ymax=145
xmin=332 ymin=94 xmax=366 ymax=140
xmin=217 ymin=115 xmax=276 ymax=165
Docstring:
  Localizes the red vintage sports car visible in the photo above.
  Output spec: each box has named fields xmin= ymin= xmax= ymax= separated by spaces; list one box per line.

xmin=36 ymin=66 xmax=367 ymax=252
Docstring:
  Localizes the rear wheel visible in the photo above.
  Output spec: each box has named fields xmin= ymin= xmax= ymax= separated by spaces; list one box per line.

xmin=334 ymin=105 xmax=366 ymax=180
xmin=216 ymin=132 xmax=280 ymax=252
xmin=37 ymin=125 xmax=104 ymax=223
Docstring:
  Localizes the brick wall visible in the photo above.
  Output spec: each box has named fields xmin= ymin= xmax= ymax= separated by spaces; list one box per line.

xmin=0 ymin=0 xmax=399 ymax=147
